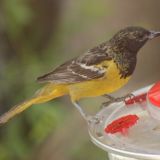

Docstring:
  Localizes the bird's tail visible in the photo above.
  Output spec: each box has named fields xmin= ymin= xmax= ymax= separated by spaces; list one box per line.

xmin=0 ymin=83 xmax=68 ymax=125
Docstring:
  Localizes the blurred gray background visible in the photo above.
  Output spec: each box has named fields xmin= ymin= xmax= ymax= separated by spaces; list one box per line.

xmin=0 ymin=0 xmax=160 ymax=160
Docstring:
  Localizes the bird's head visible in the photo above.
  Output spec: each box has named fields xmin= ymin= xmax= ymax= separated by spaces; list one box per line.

xmin=110 ymin=26 xmax=160 ymax=54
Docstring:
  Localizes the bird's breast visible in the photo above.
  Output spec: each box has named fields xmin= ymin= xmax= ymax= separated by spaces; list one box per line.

xmin=68 ymin=60 xmax=131 ymax=101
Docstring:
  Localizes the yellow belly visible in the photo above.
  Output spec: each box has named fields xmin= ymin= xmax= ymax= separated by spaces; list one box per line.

xmin=68 ymin=60 xmax=131 ymax=101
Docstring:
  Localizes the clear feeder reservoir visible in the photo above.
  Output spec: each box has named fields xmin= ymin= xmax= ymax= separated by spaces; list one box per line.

xmin=88 ymin=82 xmax=160 ymax=160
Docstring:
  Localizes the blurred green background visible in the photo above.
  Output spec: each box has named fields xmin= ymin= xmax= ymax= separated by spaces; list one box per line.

xmin=0 ymin=0 xmax=160 ymax=159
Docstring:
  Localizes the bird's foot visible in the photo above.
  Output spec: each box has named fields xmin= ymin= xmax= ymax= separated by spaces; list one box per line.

xmin=102 ymin=93 xmax=135 ymax=107
xmin=72 ymin=101 xmax=102 ymax=124
xmin=86 ymin=115 xmax=103 ymax=125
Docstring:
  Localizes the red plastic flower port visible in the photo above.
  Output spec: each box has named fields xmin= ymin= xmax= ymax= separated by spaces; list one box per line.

xmin=105 ymin=115 xmax=139 ymax=135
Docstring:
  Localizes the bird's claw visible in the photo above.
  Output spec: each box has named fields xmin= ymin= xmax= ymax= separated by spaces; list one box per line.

xmin=115 ymin=93 xmax=135 ymax=102
xmin=123 ymin=93 xmax=135 ymax=102
xmin=101 ymin=101 xmax=112 ymax=108
xmin=102 ymin=93 xmax=135 ymax=108
xmin=87 ymin=115 xmax=102 ymax=124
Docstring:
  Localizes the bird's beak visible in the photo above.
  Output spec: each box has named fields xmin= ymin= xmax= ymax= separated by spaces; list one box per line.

xmin=149 ymin=30 xmax=160 ymax=39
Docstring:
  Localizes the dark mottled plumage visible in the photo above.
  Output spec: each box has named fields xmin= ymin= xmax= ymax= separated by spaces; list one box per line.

xmin=37 ymin=26 xmax=160 ymax=84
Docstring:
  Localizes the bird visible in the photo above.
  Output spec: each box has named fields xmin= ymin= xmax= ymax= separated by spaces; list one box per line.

xmin=0 ymin=26 xmax=160 ymax=124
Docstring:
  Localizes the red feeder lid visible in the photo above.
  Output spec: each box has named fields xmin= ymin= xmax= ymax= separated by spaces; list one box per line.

xmin=148 ymin=81 xmax=160 ymax=108
xmin=105 ymin=114 xmax=139 ymax=135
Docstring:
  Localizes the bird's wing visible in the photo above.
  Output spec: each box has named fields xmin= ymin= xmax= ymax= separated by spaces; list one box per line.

xmin=37 ymin=42 xmax=112 ymax=84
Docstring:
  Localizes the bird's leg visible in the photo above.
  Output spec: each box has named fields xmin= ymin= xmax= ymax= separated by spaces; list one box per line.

xmin=102 ymin=93 xmax=135 ymax=107
xmin=72 ymin=101 xmax=101 ymax=124
xmin=72 ymin=101 xmax=88 ymax=120
xmin=101 ymin=94 xmax=117 ymax=107
xmin=103 ymin=94 xmax=116 ymax=101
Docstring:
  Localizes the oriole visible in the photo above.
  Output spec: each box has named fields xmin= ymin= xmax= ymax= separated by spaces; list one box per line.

xmin=0 ymin=26 xmax=160 ymax=124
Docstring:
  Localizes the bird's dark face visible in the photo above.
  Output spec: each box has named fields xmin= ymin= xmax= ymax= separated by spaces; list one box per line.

xmin=110 ymin=26 xmax=160 ymax=54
